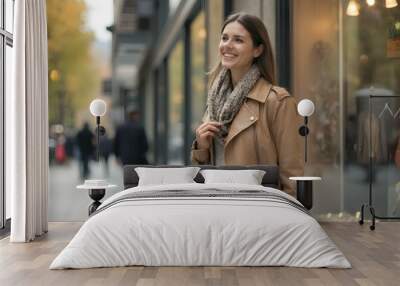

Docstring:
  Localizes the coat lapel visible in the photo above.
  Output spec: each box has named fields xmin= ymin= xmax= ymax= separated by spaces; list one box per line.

xmin=224 ymin=79 xmax=272 ymax=147
xmin=224 ymin=100 xmax=259 ymax=147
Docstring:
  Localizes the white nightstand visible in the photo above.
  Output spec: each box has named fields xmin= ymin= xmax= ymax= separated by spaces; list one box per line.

xmin=289 ymin=177 xmax=321 ymax=210
xmin=77 ymin=180 xmax=117 ymax=215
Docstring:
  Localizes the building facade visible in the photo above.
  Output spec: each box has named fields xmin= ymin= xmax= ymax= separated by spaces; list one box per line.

xmin=113 ymin=0 xmax=400 ymax=217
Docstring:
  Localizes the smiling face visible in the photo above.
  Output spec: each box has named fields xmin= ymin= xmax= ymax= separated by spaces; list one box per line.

xmin=219 ymin=21 xmax=263 ymax=74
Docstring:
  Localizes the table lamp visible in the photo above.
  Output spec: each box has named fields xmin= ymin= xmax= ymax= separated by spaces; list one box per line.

xmin=77 ymin=99 xmax=112 ymax=215
xmin=290 ymin=99 xmax=319 ymax=210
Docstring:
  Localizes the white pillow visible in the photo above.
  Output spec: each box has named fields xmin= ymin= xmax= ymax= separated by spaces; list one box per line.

xmin=200 ymin=169 xmax=266 ymax=185
xmin=135 ymin=167 xmax=201 ymax=186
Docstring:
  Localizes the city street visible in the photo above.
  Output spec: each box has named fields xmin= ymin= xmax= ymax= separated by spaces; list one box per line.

xmin=49 ymin=156 xmax=123 ymax=221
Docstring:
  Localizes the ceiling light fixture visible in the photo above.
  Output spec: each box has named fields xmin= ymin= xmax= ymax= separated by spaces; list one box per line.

xmin=385 ymin=0 xmax=398 ymax=8
xmin=346 ymin=0 xmax=360 ymax=16
xmin=366 ymin=0 xmax=375 ymax=6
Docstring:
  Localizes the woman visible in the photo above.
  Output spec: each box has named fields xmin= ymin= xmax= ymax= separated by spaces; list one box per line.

xmin=191 ymin=13 xmax=304 ymax=196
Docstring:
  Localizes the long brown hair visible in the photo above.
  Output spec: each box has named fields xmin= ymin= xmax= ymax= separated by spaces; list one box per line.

xmin=209 ymin=13 xmax=276 ymax=87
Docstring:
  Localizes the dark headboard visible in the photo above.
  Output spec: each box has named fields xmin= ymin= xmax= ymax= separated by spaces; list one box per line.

xmin=123 ymin=165 xmax=280 ymax=190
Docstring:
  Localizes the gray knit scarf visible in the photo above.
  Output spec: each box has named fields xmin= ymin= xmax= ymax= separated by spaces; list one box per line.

xmin=207 ymin=65 xmax=261 ymax=142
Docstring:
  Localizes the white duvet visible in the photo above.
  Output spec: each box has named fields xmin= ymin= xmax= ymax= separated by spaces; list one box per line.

xmin=50 ymin=183 xmax=351 ymax=269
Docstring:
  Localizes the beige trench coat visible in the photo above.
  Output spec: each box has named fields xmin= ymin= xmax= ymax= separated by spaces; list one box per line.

xmin=191 ymin=78 xmax=304 ymax=196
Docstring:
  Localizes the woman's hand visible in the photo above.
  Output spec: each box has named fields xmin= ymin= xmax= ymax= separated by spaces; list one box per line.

xmin=195 ymin=121 xmax=221 ymax=149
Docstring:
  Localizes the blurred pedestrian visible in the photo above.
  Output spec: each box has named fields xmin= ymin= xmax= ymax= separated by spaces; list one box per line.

xmin=114 ymin=109 xmax=149 ymax=165
xmin=76 ymin=122 xmax=95 ymax=179
xmin=64 ymin=130 xmax=76 ymax=161
xmin=99 ymin=134 xmax=112 ymax=176
xmin=55 ymin=135 xmax=66 ymax=164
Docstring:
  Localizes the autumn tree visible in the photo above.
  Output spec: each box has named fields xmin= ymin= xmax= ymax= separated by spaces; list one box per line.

xmin=47 ymin=0 xmax=100 ymax=128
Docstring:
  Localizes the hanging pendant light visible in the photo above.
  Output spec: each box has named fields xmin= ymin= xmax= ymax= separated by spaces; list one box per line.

xmin=347 ymin=0 xmax=360 ymax=16
xmin=366 ymin=0 xmax=375 ymax=6
xmin=385 ymin=0 xmax=398 ymax=8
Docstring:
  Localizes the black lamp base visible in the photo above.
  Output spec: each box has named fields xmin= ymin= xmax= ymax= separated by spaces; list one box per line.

xmin=296 ymin=181 xmax=313 ymax=210
xmin=88 ymin=189 xmax=105 ymax=215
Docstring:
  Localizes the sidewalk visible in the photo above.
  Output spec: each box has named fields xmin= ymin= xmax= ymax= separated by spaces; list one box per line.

xmin=49 ymin=156 xmax=123 ymax=221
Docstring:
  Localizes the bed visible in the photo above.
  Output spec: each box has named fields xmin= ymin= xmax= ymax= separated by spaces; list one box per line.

xmin=50 ymin=165 xmax=350 ymax=269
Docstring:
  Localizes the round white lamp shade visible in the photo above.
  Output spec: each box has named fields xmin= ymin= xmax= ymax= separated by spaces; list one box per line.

xmin=90 ymin=99 xmax=107 ymax=117
xmin=297 ymin=99 xmax=315 ymax=117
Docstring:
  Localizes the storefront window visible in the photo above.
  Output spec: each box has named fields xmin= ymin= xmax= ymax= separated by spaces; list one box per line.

xmin=168 ymin=39 xmax=184 ymax=164
xmin=190 ymin=11 xmax=206 ymax=135
xmin=343 ymin=1 xmax=400 ymax=217
xmin=292 ymin=0 xmax=400 ymax=219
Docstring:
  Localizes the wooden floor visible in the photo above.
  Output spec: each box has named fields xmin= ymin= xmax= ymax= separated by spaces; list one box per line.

xmin=0 ymin=222 xmax=399 ymax=286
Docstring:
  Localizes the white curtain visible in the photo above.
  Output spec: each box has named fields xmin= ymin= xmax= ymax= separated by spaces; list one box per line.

xmin=6 ymin=0 xmax=49 ymax=242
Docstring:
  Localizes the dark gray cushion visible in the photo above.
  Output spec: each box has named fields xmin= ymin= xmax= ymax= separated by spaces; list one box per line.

xmin=123 ymin=165 xmax=280 ymax=190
